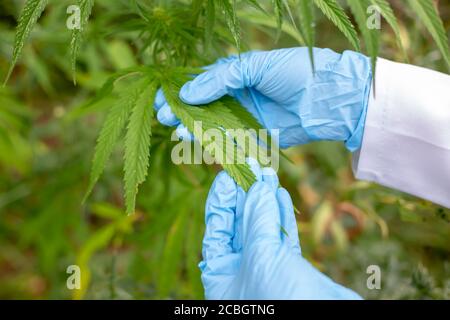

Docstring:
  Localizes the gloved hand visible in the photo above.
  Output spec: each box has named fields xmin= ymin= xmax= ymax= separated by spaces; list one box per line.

xmin=200 ymin=161 xmax=362 ymax=299
xmin=154 ymin=47 xmax=372 ymax=151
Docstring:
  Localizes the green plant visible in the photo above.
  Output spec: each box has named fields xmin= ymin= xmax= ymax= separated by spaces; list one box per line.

xmin=4 ymin=0 xmax=450 ymax=213
xmin=1 ymin=1 xmax=449 ymax=300
xmin=0 ymin=87 xmax=32 ymax=174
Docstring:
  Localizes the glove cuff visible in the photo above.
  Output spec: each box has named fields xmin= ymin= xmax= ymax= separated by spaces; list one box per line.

xmin=345 ymin=59 xmax=373 ymax=152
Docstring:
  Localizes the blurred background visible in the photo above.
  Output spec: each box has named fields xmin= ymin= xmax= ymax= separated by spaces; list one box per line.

xmin=0 ymin=0 xmax=449 ymax=299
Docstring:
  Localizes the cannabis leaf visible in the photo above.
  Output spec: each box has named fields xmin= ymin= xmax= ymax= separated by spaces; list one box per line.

xmin=369 ymin=0 xmax=407 ymax=62
xmin=224 ymin=95 xmax=264 ymax=131
xmin=85 ymin=66 xmax=268 ymax=213
xmin=237 ymin=8 xmax=305 ymax=44
xmin=298 ymin=0 xmax=316 ymax=71
xmin=408 ymin=0 xmax=450 ymax=69
xmin=84 ymin=76 xmax=148 ymax=202
xmin=313 ymin=0 xmax=360 ymax=51
xmin=245 ymin=0 xmax=267 ymax=14
xmin=159 ymin=70 xmax=258 ymax=191
xmin=70 ymin=0 xmax=95 ymax=84
xmin=272 ymin=0 xmax=283 ymax=40
xmin=347 ymin=0 xmax=380 ymax=90
xmin=218 ymin=0 xmax=241 ymax=52
xmin=124 ymin=80 xmax=156 ymax=214
xmin=204 ymin=0 xmax=216 ymax=51
xmin=4 ymin=0 xmax=48 ymax=85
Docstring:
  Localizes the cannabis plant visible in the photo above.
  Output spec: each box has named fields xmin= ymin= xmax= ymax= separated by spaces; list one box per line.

xmin=5 ymin=0 xmax=450 ymax=215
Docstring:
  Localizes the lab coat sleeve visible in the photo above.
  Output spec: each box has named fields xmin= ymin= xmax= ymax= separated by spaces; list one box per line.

xmin=352 ymin=58 xmax=450 ymax=208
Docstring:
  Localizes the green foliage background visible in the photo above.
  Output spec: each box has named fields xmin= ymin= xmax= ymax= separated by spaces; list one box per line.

xmin=0 ymin=0 xmax=449 ymax=299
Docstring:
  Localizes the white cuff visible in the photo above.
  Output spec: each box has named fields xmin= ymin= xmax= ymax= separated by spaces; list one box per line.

xmin=353 ymin=58 xmax=450 ymax=208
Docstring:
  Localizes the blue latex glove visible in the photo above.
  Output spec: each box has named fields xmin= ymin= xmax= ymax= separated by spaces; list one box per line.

xmin=200 ymin=161 xmax=362 ymax=299
xmin=154 ymin=47 xmax=372 ymax=151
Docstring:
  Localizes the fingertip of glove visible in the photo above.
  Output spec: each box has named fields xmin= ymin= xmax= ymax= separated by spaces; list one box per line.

xmin=276 ymin=187 xmax=290 ymax=201
xmin=154 ymin=88 xmax=165 ymax=111
xmin=276 ymin=187 xmax=294 ymax=211
xmin=246 ymin=157 xmax=262 ymax=181
xmin=180 ymin=70 xmax=225 ymax=105
xmin=209 ymin=173 xmax=237 ymax=206
xmin=179 ymin=81 xmax=202 ymax=105
xmin=213 ymin=171 xmax=237 ymax=192
xmin=157 ymin=103 xmax=179 ymax=126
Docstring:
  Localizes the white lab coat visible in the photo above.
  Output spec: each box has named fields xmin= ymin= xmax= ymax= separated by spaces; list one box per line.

xmin=353 ymin=58 xmax=450 ymax=209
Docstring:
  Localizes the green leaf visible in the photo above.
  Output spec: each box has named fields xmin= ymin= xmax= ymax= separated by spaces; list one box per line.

xmin=224 ymin=95 xmax=264 ymax=130
xmin=157 ymin=206 xmax=188 ymax=297
xmin=218 ymin=0 xmax=241 ymax=52
xmin=75 ymin=223 xmax=115 ymax=300
xmin=75 ymin=214 xmax=134 ymax=299
xmin=161 ymin=75 xmax=257 ymax=191
xmin=84 ymin=77 xmax=148 ymax=202
xmin=191 ymin=0 xmax=204 ymax=24
xmin=246 ymin=0 xmax=267 ymax=14
xmin=204 ymin=0 xmax=216 ymax=51
xmin=221 ymin=95 xmax=275 ymax=158
xmin=407 ymin=0 xmax=450 ymax=69
xmin=237 ymin=9 xmax=305 ymax=44
xmin=105 ymin=40 xmax=137 ymax=69
xmin=282 ymin=0 xmax=299 ymax=35
xmin=185 ymin=209 xmax=204 ymax=299
xmin=123 ymin=80 xmax=156 ymax=214
xmin=298 ymin=0 xmax=316 ymax=71
xmin=90 ymin=202 xmax=123 ymax=220
xmin=73 ymin=68 xmax=143 ymax=113
xmin=369 ymin=0 xmax=407 ymax=62
xmin=313 ymin=0 xmax=360 ymax=51
xmin=70 ymin=0 xmax=95 ymax=85
xmin=347 ymin=0 xmax=379 ymax=91
xmin=272 ymin=0 xmax=283 ymax=39
xmin=4 ymin=0 xmax=48 ymax=85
